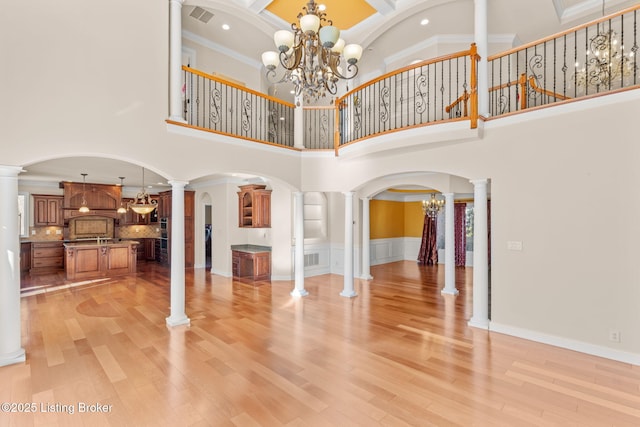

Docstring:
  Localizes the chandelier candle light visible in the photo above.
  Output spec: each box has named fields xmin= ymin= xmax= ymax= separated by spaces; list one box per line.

xmin=422 ymin=194 xmax=444 ymax=219
xmin=261 ymin=0 xmax=363 ymax=102
xmin=128 ymin=167 xmax=157 ymax=215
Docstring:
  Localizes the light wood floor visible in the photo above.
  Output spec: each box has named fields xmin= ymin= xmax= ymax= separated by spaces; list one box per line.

xmin=3 ymin=261 xmax=640 ymax=426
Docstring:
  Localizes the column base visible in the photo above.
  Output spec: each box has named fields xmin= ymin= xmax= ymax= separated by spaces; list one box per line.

xmin=468 ymin=317 xmax=489 ymax=330
xmin=290 ymin=288 xmax=309 ymax=297
xmin=441 ymin=288 xmax=459 ymax=296
xmin=0 ymin=348 xmax=26 ymax=367
xmin=340 ymin=290 xmax=358 ymax=298
xmin=360 ymin=274 xmax=373 ymax=280
xmin=166 ymin=316 xmax=191 ymax=328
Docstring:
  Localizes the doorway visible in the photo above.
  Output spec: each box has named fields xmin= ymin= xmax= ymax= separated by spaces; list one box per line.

xmin=205 ymin=204 xmax=212 ymax=269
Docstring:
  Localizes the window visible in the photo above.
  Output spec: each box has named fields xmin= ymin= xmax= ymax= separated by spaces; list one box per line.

xmin=18 ymin=193 xmax=28 ymax=237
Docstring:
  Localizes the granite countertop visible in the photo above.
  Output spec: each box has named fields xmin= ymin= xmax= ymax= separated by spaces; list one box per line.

xmin=231 ymin=244 xmax=271 ymax=253
xmin=63 ymin=240 xmax=140 ymax=247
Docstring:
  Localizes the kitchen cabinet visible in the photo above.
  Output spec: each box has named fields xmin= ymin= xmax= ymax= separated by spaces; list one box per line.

xmin=144 ymin=238 xmax=156 ymax=261
xmin=158 ymin=190 xmax=194 ymax=268
xmin=20 ymin=242 xmax=31 ymax=273
xmin=237 ymin=184 xmax=271 ymax=228
xmin=231 ymin=245 xmax=271 ymax=281
xmin=33 ymin=195 xmax=63 ymax=226
xmin=31 ymin=241 xmax=64 ymax=273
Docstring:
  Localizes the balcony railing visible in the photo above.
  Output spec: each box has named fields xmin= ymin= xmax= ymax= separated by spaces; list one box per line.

xmin=489 ymin=5 xmax=639 ymax=116
xmin=337 ymin=45 xmax=479 ymax=148
xmin=182 ymin=67 xmax=295 ymax=148
xmin=175 ymin=4 xmax=640 ymax=153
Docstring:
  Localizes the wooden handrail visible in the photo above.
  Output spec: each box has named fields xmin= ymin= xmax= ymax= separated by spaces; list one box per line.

xmin=488 ymin=4 xmax=640 ymax=62
xmin=445 ymin=91 xmax=469 ymax=114
xmin=526 ymin=76 xmax=571 ymax=101
xmin=182 ymin=66 xmax=296 ymax=108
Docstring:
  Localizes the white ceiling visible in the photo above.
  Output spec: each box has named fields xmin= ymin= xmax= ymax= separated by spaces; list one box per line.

xmin=19 ymin=0 xmax=635 ymax=188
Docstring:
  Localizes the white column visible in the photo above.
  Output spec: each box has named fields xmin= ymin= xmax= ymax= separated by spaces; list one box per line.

xmin=0 ymin=165 xmax=26 ymax=367
xmin=293 ymin=94 xmax=305 ymax=149
xmin=468 ymin=179 xmax=489 ymax=329
xmin=361 ymin=197 xmax=373 ymax=280
xmin=474 ymin=0 xmax=489 ymax=117
xmin=340 ymin=192 xmax=357 ymax=297
xmin=166 ymin=180 xmax=191 ymax=327
xmin=169 ymin=0 xmax=186 ymax=122
xmin=442 ymin=193 xmax=458 ymax=296
xmin=291 ymin=192 xmax=308 ymax=297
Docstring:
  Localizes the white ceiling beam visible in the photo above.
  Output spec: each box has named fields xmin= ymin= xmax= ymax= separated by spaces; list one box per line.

xmin=366 ymin=0 xmax=396 ymax=15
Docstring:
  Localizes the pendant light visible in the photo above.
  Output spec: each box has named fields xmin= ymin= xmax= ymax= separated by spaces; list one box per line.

xmin=79 ymin=173 xmax=90 ymax=213
xmin=117 ymin=177 xmax=127 ymax=214
xmin=128 ymin=167 xmax=157 ymax=215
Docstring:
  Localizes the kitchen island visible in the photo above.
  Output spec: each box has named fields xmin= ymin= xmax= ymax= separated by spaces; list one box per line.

xmin=64 ymin=240 xmax=139 ymax=281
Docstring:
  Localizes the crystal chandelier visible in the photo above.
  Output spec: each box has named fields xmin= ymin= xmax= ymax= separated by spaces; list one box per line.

xmin=422 ymin=194 xmax=444 ymax=219
xmin=574 ymin=1 xmax=637 ymax=90
xmin=128 ymin=167 xmax=157 ymax=215
xmin=261 ymin=0 xmax=363 ymax=103
xmin=574 ymin=29 xmax=636 ymax=89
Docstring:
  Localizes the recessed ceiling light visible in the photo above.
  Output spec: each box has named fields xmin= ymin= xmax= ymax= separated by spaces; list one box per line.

xmin=222 ymin=24 xmax=230 ymax=30
xmin=420 ymin=18 xmax=429 ymax=26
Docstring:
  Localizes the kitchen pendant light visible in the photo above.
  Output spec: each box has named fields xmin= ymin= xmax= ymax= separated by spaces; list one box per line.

xmin=79 ymin=173 xmax=90 ymax=213
xmin=128 ymin=167 xmax=157 ymax=215
xmin=117 ymin=177 xmax=127 ymax=214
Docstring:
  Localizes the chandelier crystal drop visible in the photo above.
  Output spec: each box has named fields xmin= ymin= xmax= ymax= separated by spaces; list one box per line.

xmin=128 ymin=167 xmax=157 ymax=216
xmin=261 ymin=0 xmax=363 ymax=103
xmin=422 ymin=194 xmax=444 ymax=219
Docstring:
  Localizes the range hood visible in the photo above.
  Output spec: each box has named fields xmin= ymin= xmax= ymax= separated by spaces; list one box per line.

xmin=61 ymin=181 xmax=122 ymax=221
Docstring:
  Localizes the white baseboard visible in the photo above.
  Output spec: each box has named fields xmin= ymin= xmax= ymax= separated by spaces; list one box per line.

xmin=489 ymin=322 xmax=640 ymax=366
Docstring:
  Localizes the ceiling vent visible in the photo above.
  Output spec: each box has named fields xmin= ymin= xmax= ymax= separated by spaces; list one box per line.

xmin=189 ymin=6 xmax=214 ymax=24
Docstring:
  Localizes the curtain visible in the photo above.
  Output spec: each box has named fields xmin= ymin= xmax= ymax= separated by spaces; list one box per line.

xmin=454 ymin=202 xmax=466 ymax=266
xmin=417 ymin=214 xmax=437 ymax=265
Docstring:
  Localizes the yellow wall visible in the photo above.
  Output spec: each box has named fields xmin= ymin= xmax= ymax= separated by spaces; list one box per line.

xmin=370 ymin=200 xmax=424 ymax=239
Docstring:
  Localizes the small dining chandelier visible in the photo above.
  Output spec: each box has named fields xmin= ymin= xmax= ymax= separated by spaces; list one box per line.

xmin=128 ymin=167 xmax=157 ymax=215
xmin=79 ymin=173 xmax=90 ymax=213
xmin=261 ymin=0 xmax=363 ymax=102
xmin=117 ymin=177 xmax=128 ymax=214
xmin=422 ymin=194 xmax=444 ymax=219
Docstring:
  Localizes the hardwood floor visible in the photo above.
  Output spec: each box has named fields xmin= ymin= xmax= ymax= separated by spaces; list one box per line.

xmin=3 ymin=261 xmax=640 ymax=426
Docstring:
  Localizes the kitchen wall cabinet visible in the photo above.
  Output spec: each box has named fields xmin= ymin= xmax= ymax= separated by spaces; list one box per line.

xmin=33 ymin=195 xmax=63 ymax=226
xmin=237 ymin=184 xmax=271 ymax=228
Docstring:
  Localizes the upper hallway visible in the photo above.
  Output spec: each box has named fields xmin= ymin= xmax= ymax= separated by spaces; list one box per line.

xmin=2 ymin=0 xmax=639 ymax=189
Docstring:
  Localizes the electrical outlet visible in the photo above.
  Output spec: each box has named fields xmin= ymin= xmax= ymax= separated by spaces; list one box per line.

xmin=609 ymin=330 xmax=621 ymax=342
xmin=45 ymin=230 xmax=51 ymax=235
xmin=56 ymin=229 xmax=62 ymax=235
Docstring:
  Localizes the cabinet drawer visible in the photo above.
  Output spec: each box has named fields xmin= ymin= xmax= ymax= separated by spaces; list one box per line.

xmin=32 ymin=257 xmax=63 ymax=268
xmin=33 ymin=247 xmax=64 ymax=258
